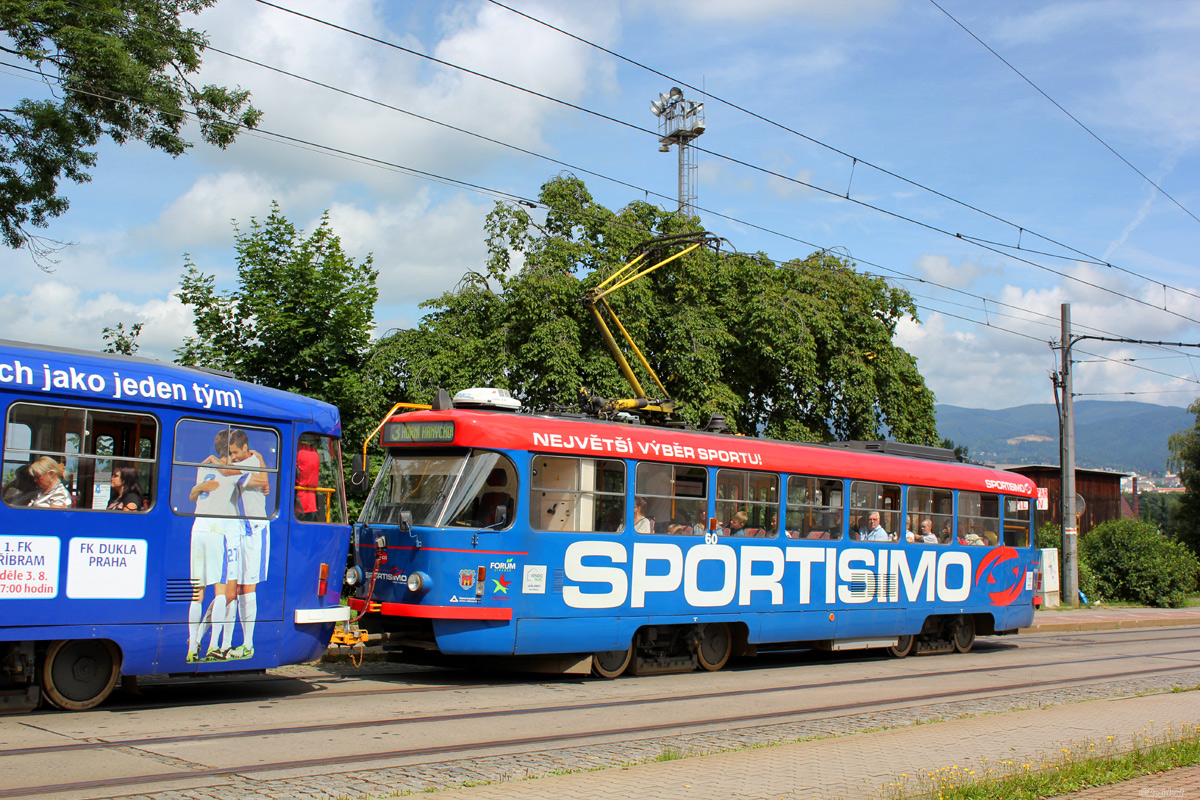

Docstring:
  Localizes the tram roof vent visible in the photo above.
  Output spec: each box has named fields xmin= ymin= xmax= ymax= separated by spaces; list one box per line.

xmin=824 ymin=440 xmax=960 ymax=462
xmin=452 ymin=387 xmax=522 ymax=412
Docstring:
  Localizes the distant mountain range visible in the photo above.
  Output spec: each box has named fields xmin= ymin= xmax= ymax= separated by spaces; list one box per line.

xmin=935 ymin=401 xmax=1196 ymax=475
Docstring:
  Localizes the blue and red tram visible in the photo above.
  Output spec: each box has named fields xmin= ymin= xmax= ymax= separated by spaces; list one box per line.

xmin=346 ymin=394 xmax=1040 ymax=677
xmin=0 ymin=340 xmax=351 ymax=710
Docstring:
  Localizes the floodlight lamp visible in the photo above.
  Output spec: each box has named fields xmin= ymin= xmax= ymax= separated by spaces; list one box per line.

xmin=659 ymin=92 xmax=669 ymax=104
xmin=650 ymin=102 xmax=663 ymax=116
xmin=658 ymin=143 xmax=670 ymax=152
xmin=669 ymin=86 xmax=683 ymax=99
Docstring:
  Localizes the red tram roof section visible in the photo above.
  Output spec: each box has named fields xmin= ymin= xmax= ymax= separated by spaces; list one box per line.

xmin=382 ymin=409 xmax=1037 ymax=497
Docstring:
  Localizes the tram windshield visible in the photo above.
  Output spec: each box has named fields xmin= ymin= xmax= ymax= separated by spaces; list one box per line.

xmin=364 ymin=449 xmax=516 ymax=529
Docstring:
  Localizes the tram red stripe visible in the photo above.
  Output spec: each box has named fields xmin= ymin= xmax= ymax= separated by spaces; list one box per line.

xmin=348 ymin=598 xmax=512 ymax=621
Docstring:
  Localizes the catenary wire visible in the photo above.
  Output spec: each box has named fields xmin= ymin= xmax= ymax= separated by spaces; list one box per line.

xmin=484 ymin=0 xmax=1200 ymax=304
xmin=253 ymin=0 xmax=1200 ymax=320
xmin=928 ymin=0 xmax=1200 ymax=227
xmin=5 ymin=22 xmax=1198 ymax=390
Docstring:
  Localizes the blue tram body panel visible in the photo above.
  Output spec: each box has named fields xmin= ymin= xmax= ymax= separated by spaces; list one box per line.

xmin=350 ymin=409 xmax=1041 ymax=664
xmin=0 ymin=340 xmax=350 ymax=705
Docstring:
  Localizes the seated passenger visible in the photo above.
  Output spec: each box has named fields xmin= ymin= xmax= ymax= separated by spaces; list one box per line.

xmin=860 ymin=512 xmax=889 ymax=542
xmin=726 ymin=510 xmax=749 ymax=536
xmin=107 ymin=466 xmax=145 ymax=511
xmin=28 ymin=456 xmax=72 ymax=508
xmin=634 ymin=496 xmax=652 ymax=533
xmin=918 ymin=518 xmax=938 ymax=544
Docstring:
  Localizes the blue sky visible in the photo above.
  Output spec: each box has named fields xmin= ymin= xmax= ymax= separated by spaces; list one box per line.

xmin=2 ymin=0 xmax=1198 ymax=412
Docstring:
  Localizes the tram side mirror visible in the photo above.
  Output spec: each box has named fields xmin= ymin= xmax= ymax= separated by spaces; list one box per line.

xmin=349 ymin=454 xmax=369 ymax=494
xmin=398 ymin=510 xmax=413 ymax=533
xmin=495 ymin=506 xmax=507 ymax=526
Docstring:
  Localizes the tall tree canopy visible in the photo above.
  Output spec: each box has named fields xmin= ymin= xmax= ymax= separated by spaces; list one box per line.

xmin=0 ymin=0 xmax=260 ymax=263
xmin=1168 ymin=398 xmax=1200 ymax=553
xmin=381 ymin=176 xmax=937 ymax=444
xmin=176 ymin=203 xmax=378 ymax=442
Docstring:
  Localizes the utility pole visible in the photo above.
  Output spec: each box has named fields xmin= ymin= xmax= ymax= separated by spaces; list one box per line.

xmin=1053 ymin=312 xmax=1200 ymax=607
xmin=650 ymin=87 xmax=706 ymax=216
xmin=1059 ymin=303 xmax=1079 ymax=607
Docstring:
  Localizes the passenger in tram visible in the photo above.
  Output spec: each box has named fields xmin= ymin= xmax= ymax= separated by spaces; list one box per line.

xmin=919 ymin=518 xmax=938 ymax=543
xmin=633 ymin=496 xmax=652 ymax=533
xmin=726 ymin=510 xmax=749 ymax=536
xmin=107 ymin=466 xmax=145 ymax=511
xmin=860 ymin=512 xmax=889 ymax=542
xmin=847 ymin=514 xmax=862 ymax=540
xmin=1 ymin=464 xmax=37 ymax=507
xmin=28 ymin=456 xmax=72 ymax=508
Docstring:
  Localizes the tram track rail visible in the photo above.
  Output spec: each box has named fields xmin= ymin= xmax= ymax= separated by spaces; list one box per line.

xmin=67 ymin=627 xmax=1200 ymax=715
xmin=3 ymin=645 xmax=1199 ymax=800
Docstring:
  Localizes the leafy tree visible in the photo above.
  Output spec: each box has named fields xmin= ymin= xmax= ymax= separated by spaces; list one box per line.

xmin=1079 ymin=518 xmax=1198 ymax=608
xmin=1135 ymin=490 xmax=1181 ymax=538
xmin=1169 ymin=399 xmax=1200 ymax=554
xmin=0 ymin=0 xmax=260 ymax=265
xmin=176 ymin=203 xmax=378 ymax=443
xmin=384 ymin=175 xmax=938 ymax=444
xmin=101 ymin=321 xmax=143 ymax=355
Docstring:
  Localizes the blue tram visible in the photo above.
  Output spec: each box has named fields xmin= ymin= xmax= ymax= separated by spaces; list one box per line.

xmin=0 ymin=340 xmax=350 ymax=710
xmin=347 ymin=392 xmax=1040 ymax=677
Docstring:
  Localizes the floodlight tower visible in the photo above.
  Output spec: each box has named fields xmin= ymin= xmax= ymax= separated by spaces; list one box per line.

xmin=649 ymin=87 xmax=706 ymax=217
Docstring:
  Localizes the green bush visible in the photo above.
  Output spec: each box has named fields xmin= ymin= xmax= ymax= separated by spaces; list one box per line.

xmin=1079 ymin=518 xmax=1200 ymax=608
xmin=1035 ymin=522 xmax=1061 ymax=552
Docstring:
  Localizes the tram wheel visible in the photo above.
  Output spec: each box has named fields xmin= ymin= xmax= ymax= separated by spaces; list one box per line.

xmin=696 ymin=622 xmax=731 ymax=671
xmin=40 ymin=639 xmax=121 ymax=711
xmin=591 ymin=648 xmax=632 ymax=679
xmin=952 ymin=617 xmax=976 ymax=654
xmin=887 ymin=634 xmax=915 ymax=658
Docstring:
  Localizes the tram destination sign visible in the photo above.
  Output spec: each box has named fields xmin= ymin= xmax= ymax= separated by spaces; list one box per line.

xmin=382 ymin=420 xmax=456 ymax=445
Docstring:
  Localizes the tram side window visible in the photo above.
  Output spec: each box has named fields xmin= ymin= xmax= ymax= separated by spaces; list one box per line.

xmin=170 ymin=420 xmax=279 ymax=519
xmin=716 ymin=469 xmax=779 ymax=537
xmin=295 ymin=434 xmax=347 ymax=524
xmin=1004 ymin=496 xmax=1032 ymax=547
xmin=849 ymin=480 xmax=902 ymax=542
xmin=3 ymin=402 xmax=157 ymax=511
xmin=958 ymin=491 xmax=999 ymax=547
xmin=635 ymin=463 xmax=708 ymax=535
xmin=530 ymin=455 xmax=625 ymax=533
xmin=785 ymin=476 xmax=843 ymax=540
xmin=906 ymin=487 xmax=952 ymax=545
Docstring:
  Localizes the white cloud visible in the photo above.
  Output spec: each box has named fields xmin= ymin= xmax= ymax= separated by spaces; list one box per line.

xmin=913 ymin=253 xmax=991 ymax=289
xmin=0 ymin=283 xmax=192 ymax=362
xmin=149 ymin=172 xmax=336 ymax=251
xmin=657 ymin=0 xmax=896 ymax=25
xmin=324 ymin=192 xmax=492 ymax=311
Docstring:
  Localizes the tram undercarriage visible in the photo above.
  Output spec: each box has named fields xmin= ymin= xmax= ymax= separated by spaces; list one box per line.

xmin=366 ymin=612 xmax=1006 ymax=680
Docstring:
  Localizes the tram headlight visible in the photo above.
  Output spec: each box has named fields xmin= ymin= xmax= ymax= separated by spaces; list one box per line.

xmin=407 ymin=571 xmax=431 ymax=595
xmin=344 ymin=565 xmax=363 ymax=588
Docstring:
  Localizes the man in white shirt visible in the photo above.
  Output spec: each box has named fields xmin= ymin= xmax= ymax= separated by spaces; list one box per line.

xmin=187 ymin=430 xmax=241 ymax=663
xmin=226 ymin=429 xmax=270 ymax=660
xmin=861 ymin=512 xmax=890 ymax=542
